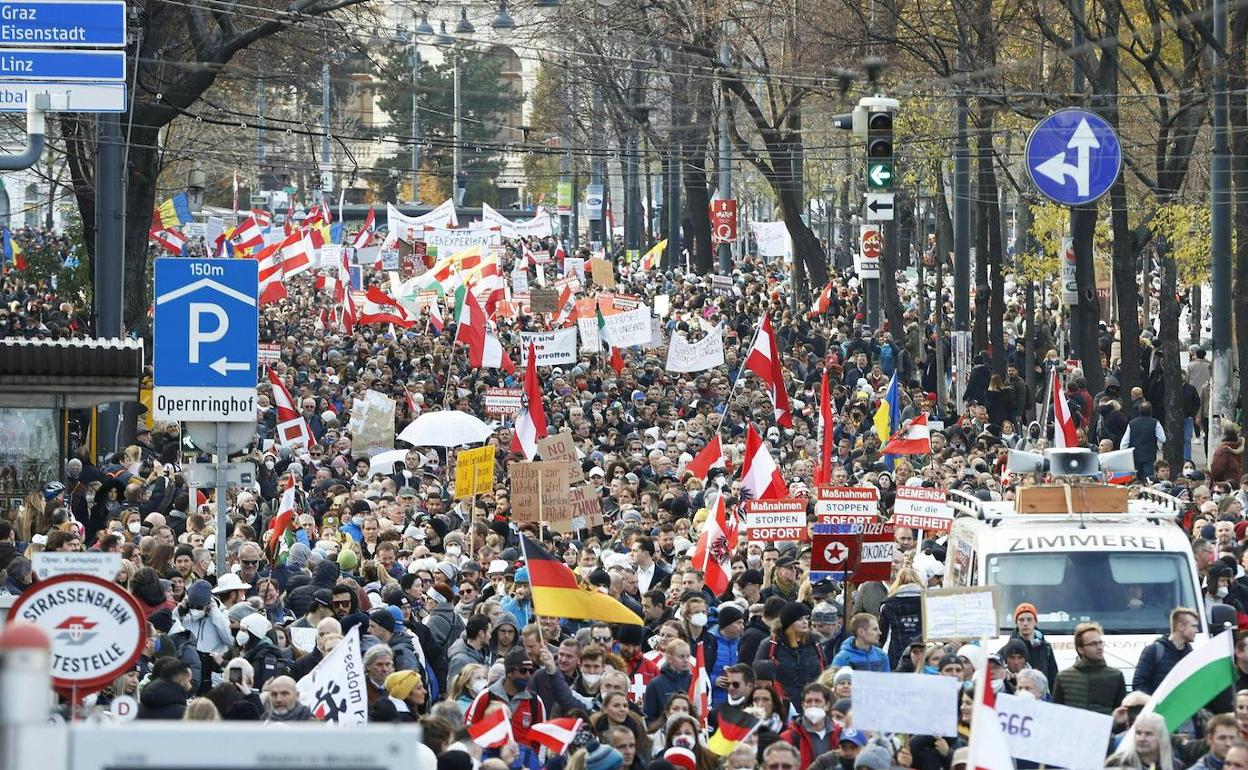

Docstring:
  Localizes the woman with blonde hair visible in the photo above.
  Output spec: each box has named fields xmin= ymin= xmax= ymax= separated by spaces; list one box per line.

xmin=183 ymin=697 xmax=221 ymax=721
xmin=447 ymin=663 xmax=488 ymax=708
xmin=1104 ymin=712 xmax=1177 ymax=769
xmin=878 ymin=566 xmax=924 ymax=668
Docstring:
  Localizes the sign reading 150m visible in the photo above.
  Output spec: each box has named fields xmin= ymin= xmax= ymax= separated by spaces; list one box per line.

xmin=153 ymin=258 xmax=259 ymax=423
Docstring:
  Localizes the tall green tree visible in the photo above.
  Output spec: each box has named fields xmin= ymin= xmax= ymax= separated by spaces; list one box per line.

xmin=369 ymin=45 xmax=522 ymax=207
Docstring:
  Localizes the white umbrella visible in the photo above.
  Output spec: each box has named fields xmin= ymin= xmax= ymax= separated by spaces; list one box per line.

xmin=397 ymin=411 xmax=496 ymax=448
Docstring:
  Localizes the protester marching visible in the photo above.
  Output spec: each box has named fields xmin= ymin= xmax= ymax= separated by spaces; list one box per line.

xmin=2 ymin=205 xmax=1247 ymax=770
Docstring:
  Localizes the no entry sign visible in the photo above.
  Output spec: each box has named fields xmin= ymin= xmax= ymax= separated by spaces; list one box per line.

xmin=744 ymin=499 xmax=807 ymax=541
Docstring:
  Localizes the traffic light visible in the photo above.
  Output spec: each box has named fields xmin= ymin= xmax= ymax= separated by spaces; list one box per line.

xmin=867 ymin=110 xmax=893 ymax=160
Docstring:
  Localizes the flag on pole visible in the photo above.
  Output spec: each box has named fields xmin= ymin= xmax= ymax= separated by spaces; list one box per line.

xmin=707 ymin=704 xmax=761 ymax=756
xmin=264 ymin=475 xmax=298 ymax=558
xmin=967 ymin=666 xmax=1013 ymax=770
xmin=684 ymin=435 xmax=726 ymax=480
xmin=149 ymin=227 xmax=187 ymax=255
xmin=640 ymin=239 xmax=667 ymax=270
xmin=873 ymin=372 xmax=901 ymax=443
xmin=297 ymin=627 xmax=368 ymax=725
xmin=1 ymin=227 xmax=26 ymax=269
xmin=520 ymin=535 xmax=643 ymax=624
xmin=279 ymin=229 xmax=315 ymax=278
xmin=739 ymin=424 xmax=787 ymax=501
xmin=511 ymin=343 xmax=548 ymax=459
xmin=255 ymin=242 xmax=287 ymax=305
xmin=352 ymin=205 xmax=376 ymax=249
xmin=529 ymin=717 xmax=583 ymax=755
xmin=467 ymin=706 xmax=514 ymax=748
xmin=1051 ymin=369 xmax=1077 ymax=447
xmin=597 ymin=305 xmax=626 ymax=374
xmin=808 ymin=282 xmax=834 ymax=318
xmin=155 ymin=192 xmax=192 ymax=230
xmin=815 ymin=368 xmax=834 ymax=484
xmin=880 ymin=414 xmax=932 ymax=455
xmin=1134 ymin=628 xmax=1234 ymax=732
xmin=689 ymin=641 xmax=711 ymax=722
xmin=690 ymin=489 xmax=734 ymax=595
xmin=358 ymin=286 xmax=416 ymax=328
xmin=744 ymin=314 xmax=794 ymax=428
xmin=268 ymin=368 xmax=313 ymax=448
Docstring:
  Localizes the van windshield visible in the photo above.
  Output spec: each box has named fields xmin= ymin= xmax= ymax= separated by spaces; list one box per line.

xmin=985 ymin=551 xmax=1198 ymax=635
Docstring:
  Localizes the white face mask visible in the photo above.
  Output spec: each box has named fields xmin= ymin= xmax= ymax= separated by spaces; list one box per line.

xmin=446 ymin=545 xmax=462 ymax=558
xmin=1218 ymin=586 xmax=1230 ymax=598
xmin=689 ymin=612 xmax=708 ymax=628
xmin=127 ymin=521 xmax=141 ymax=534
xmin=672 ymin=735 xmax=695 ymax=749
xmin=581 ymin=673 xmax=602 ymax=687
xmin=727 ymin=693 xmax=746 ymax=706
xmin=189 ymin=608 xmax=206 ymax=620
xmin=469 ymin=678 xmax=487 ymax=695
xmin=235 ymin=630 xmax=250 ymax=647
xmin=747 ymin=555 xmax=762 ymax=569
xmin=804 ymin=706 xmax=826 ymax=724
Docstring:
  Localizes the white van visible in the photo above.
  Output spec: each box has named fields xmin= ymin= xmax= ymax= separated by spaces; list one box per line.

xmin=943 ymin=485 xmax=1207 ymax=681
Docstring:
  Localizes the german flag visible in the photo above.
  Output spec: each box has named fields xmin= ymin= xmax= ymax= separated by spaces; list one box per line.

xmin=707 ymin=704 xmax=760 ymax=756
xmin=520 ymin=535 xmax=643 ymax=625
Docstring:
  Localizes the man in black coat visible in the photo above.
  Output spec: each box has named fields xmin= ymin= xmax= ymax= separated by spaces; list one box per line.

xmin=138 ymin=658 xmax=193 ymax=720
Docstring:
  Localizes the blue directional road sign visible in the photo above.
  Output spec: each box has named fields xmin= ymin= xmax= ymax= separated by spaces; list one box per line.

xmin=1025 ymin=109 xmax=1122 ymax=206
xmin=0 ymin=48 xmax=125 ymax=80
xmin=153 ymin=258 xmax=259 ymax=423
xmin=0 ymin=1 xmax=127 ymax=47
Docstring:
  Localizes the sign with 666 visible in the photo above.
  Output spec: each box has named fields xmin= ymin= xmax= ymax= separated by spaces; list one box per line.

xmin=993 ymin=691 xmax=1113 ymax=769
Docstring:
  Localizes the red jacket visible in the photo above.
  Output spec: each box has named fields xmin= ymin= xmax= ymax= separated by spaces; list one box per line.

xmin=465 ymin=681 xmax=547 ymax=750
xmin=780 ymin=719 xmax=841 ymax=767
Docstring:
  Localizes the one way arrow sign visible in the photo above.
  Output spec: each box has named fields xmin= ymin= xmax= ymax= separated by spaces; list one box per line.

xmin=865 ymin=192 xmax=895 ymax=221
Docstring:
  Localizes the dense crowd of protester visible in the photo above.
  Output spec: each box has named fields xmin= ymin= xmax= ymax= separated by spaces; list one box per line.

xmin=2 ymin=228 xmax=1248 ymax=770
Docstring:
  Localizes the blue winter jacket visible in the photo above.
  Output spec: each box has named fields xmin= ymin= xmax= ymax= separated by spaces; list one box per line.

xmin=830 ymin=636 xmax=890 ymax=672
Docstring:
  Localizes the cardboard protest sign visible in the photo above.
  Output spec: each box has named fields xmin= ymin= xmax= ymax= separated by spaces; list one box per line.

xmin=510 ymin=461 xmax=573 ymax=523
xmin=454 ymin=445 xmax=496 ymax=499
xmin=530 ymin=288 xmax=560 ymax=313
xmin=590 ymin=257 xmax=616 ymax=288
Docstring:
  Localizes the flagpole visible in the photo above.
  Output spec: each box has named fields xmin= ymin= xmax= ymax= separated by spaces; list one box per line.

xmin=518 ymin=535 xmax=546 ymax=651
xmin=713 ymin=314 xmax=767 ymax=440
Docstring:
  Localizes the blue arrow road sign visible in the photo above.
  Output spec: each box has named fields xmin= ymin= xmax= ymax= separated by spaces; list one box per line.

xmin=0 ymin=48 xmax=124 ymax=80
xmin=0 ymin=1 xmax=127 ymax=47
xmin=153 ymin=258 xmax=259 ymax=422
xmin=1025 ymin=109 xmax=1122 ymax=206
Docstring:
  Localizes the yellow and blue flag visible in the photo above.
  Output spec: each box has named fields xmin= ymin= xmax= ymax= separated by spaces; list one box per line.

xmin=873 ymin=371 xmax=900 ymax=444
xmin=1 ymin=227 xmax=26 ymax=269
xmin=155 ymin=192 xmax=192 ymax=230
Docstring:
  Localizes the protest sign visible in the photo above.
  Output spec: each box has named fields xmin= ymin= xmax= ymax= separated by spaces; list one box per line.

xmin=922 ymin=587 xmax=999 ymax=641
xmin=851 ymin=671 xmax=960 ymax=737
xmin=484 ymin=388 xmax=523 ymax=418
xmin=577 ymin=314 xmax=601 ymax=352
xmin=298 ymin=627 xmax=368 ymax=725
xmin=564 ymin=256 xmax=585 ymax=281
xmin=531 ymin=288 xmax=559 ymax=314
xmin=536 ymin=432 xmax=579 ymax=467
xmin=992 ymin=692 xmax=1113 ymax=769
xmin=455 ymin=445 xmax=496 ymax=499
xmin=590 ymin=257 xmax=616 ymax=288
xmin=257 ymin=343 xmax=282 ymax=365
xmin=319 ymin=244 xmax=343 ymax=269
xmin=710 ymin=274 xmax=734 ymax=297
xmin=654 ymin=294 xmax=670 ymax=317
xmin=520 ymin=327 xmax=578 ymax=366
xmin=611 ymin=294 xmax=642 ymax=311
xmin=346 ymin=389 xmax=395 ymax=453
xmin=604 ymin=306 xmax=652 ymax=347
xmin=893 ymin=487 xmax=953 ymax=532
xmin=809 ymin=522 xmax=895 ymax=580
xmin=422 ymin=226 xmax=497 ymax=251
xmin=666 ymin=324 xmax=724 ymax=372
xmin=645 ymin=317 xmax=664 ymax=348
xmin=511 ymin=461 xmax=573 ymax=523
xmin=512 ymin=269 xmax=529 ymax=295
xmin=551 ymin=484 xmax=604 ymax=534
xmin=814 ymin=486 xmax=880 ymax=523
xmin=744 ymin=499 xmax=807 ymax=541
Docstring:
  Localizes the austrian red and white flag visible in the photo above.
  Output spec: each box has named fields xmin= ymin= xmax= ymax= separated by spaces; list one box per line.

xmin=150 ymin=227 xmax=187 ymax=255
xmin=739 ymin=424 xmax=787 ymax=501
xmin=690 ymin=488 xmax=735 ymax=595
xmin=352 ymin=205 xmax=376 ymax=249
xmin=744 ymin=315 xmax=793 ymax=427
xmin=881 ymin=413 xmax=932 ymax=456
xmin=968 ymin=668 xmax=1014 ymax=770
xmin=808 ymin=282 xmax=834 ymax=318
xmin=255 ymin=242 xmax=287 ymax=305
xmin=688 ymin=641 xmax=711 ymax=722
xmin=231 ymin=216 xmax=266 ymax=251
xmin=467 ymin=705 xmax=514 ymax=749
xmin=511 ymin=342 xmax=548 ymax=459
xmin=684 ymin=434 xmax=726 ymax=480
xmin=530 ymin=717 xmax=582 ymax=755
xmin=341 ymin=288 xmax=358 ymax=334
xmin=279 ymin=229 xmax=315 ymax=278
xmin=1051 ymin=369 xmax=1077 ymax=448
xmin=268 ymin=369 xmax=313 ymax=449
xmin=357 ymin=286 xmax=415 ymax=329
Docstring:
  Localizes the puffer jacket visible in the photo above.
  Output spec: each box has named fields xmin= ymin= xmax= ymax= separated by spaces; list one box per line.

xmin=756 ymin=634 xmax=829 ymax=707
xmin=878 ymin=584 xmax=923 ymax=668
xmin=829 ymin=635 xmax=890 ymax=672
xmin=1052 ymin=657 xmax=1126 ymax=715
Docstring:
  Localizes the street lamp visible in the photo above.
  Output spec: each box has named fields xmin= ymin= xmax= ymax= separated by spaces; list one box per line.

xmin=415 ymin=11 xmax=434 ymax=37
xmin=435 ymin=17 xmax=472 ymax=205
xmin=493 ymin=0 xmax=515 ymax=29
xmin=186 ymin=164 xmax=206 ymax=214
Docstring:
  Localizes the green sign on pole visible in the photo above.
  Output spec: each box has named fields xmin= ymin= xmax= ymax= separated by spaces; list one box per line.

xmin=867 ymin=162 xmax=894 ymax=190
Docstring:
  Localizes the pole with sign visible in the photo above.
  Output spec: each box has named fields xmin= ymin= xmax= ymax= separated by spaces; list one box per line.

xmin=153 ymin=259 xmax=259 ymax=576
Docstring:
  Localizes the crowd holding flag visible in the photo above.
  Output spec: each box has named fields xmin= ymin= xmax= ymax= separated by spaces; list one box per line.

xmin=511 ymin=343 xmax=548 ymax=459
xmin=744 ymin=315 xmax=793 ymax=428
xmin=519 ymin=535 xmax=643 ymax=624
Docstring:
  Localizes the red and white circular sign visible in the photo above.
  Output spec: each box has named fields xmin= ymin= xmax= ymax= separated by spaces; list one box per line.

xmin=6 ymin=573 xmax=147 ymax=695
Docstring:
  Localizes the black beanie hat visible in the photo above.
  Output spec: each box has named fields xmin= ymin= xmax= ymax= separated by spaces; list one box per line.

xmin=779 ymin=600 xmax=810 ymax=631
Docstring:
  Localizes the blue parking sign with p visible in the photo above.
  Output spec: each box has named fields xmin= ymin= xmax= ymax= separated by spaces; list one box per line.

xmin=153 ymin=258 xmax=259 ymax=422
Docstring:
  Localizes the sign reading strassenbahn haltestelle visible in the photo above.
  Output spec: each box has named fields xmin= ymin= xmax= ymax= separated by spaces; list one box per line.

xmin=6 ymin=573 xmax=147 ymax=694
